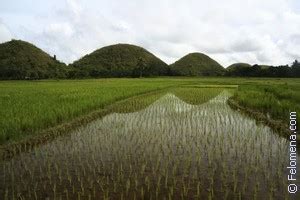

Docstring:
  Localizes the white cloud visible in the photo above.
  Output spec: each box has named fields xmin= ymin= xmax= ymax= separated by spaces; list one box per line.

xmin=1 ymin=0 xmax=300 ymax=66
xmin=0 ymin=19 xmax=12 ymax=43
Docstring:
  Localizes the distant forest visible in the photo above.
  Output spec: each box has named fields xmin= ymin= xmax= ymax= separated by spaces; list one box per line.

xmin=225 ymin=60 xmax=300 ymax=78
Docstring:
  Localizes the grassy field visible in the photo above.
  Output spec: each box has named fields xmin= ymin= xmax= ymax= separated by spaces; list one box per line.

xmin=0 ymin=77 xmax=299 ymax=145
xmin=232 ymin=83 xmax=300 ymax=124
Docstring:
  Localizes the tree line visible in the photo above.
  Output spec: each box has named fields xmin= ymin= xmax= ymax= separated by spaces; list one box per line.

xmin=225 ymin=60 xmax=300 ymax=77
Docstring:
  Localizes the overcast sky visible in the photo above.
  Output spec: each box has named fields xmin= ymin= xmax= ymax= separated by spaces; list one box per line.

xmin=0 ymin=0 xmax=300 ymax=67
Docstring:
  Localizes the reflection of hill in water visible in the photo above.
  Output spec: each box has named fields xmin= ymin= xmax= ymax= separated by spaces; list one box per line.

xmin=104 ymin=90 xmax=235 ymax=125
xmin=98 ymin=90 xmax=270 ymax=139
xmin=94 ymin=90 xmax=285 ymax=156
xmin=114 ymin=89 xmax=229 ymax=115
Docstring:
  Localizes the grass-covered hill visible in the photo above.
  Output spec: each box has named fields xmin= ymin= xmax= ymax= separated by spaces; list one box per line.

xmin=0 ymin=40 xmax=68 ymax=79
xmin=227 ymin=63 xmax=251 ymax=71
xmin=226 ymin=63 xmax=251 ymax=76
xmin=70 ymin=44 xmax=170 ymax=78
xmin=0 ymin=39 xmax=298 ymax=79
xmin=170 ymin=53 xmax=225 ymax=76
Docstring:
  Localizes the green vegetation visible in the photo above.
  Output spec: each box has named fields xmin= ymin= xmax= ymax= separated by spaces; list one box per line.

xmin=170 ymin=53 xmax=225 ymax=76
xmin=0 ymin=40 xmax=69 ymax=79
xmin=0 ymin=38 xmax=299 ymax=199
xmin=232 ymin=81 xmax=300 ymax=125
xmin=0 ymin=87 xmax=294 ymax=199
xmin=1 ymin=39 xmax=299 ymax=79
xmin=227 ymin=63 xmax=252 ymax=71
xmin=0 ymin=79 xmax=185 ymax=144
xmin=70 ymin=44 xmax=170 ymax=78
xmin=1 ymin=77 xmax=298 ymax=146
xmin=226 ymin=63 xmax=252 ymax=76
xmin=226 ymin=61 xmax=300 ymax=77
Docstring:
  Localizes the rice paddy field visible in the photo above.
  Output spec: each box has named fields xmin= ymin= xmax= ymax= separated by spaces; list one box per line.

xmin=0 ymin=77 xmax=299 ymax=199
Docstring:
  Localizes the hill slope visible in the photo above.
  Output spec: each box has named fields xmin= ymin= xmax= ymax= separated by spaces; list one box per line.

xmin=71 ymin=44 xmax=170 ymax=77
xmin=170 ymin=53 xmax=225 ymax=76
xmin=227 ymin=63 xmax=251 ymax=71
xmin=0 ymin=39 xmax=68 ymax=79
xmin=226 ymin=63 xmax=254 ymax=76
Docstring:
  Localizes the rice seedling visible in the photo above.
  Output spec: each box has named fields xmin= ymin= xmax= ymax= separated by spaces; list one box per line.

xmin=0 ymin=78 xmax=184 ymax=144
xmin=0 ymin=86 xmax=299 ymax=199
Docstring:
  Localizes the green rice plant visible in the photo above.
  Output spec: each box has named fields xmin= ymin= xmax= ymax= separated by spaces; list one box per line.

xmin=0 ymin=78 xmax=184 ymax=144
xmin=140 ymin=187 xmax=144 ymax=200
xmin=231 ymin=83 xmax=300 ymax=126
xmin=64 ymin=189 xmax=69 ymax=200
xmin=0 ymin=86 xmax=298 ymax=199
xmin=126 ymin=179 xmax=131 ymax=196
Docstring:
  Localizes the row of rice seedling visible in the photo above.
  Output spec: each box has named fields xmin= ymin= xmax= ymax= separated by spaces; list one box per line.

xmin=0 ymin=87 xmax=298 ymax=199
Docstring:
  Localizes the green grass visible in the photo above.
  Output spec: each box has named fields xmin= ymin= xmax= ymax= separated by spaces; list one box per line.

xmin=71 ymin=43 xmax=169 ymax=78
xmin=0 ymin=77 xmax=299 ymax=145
xmin=170 ymin=52 xmax=225 ymax=76
xmin=232 ymin=81 xmax=300 ymax=124
xmin=0 ymin=40 xmax=68 ymax=79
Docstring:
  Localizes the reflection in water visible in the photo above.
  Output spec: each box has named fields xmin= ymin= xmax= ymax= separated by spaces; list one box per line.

xmin=0 ymin=90 xmax=299 ymax=199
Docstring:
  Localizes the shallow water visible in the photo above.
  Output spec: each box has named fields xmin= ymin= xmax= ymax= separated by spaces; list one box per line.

xmin=0 ymin=89 xmax=299 ymax=199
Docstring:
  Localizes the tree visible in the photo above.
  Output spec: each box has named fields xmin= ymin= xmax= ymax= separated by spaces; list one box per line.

xmin=249 ymin=65 xmax=261 ymax=77
xmin=291 ymin=60 xmax=300 ymax=77
xmin=277 ymin=65 xmax=291 ymax=77
xmin=138 ymin=57 xmax=147 ymax=77
xmin=132 ymin=57 xmax=147 ymax=77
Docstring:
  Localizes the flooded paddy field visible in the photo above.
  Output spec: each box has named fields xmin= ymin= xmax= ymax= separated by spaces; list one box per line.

xmin=0 ymin=87 xmax=299 ymax=199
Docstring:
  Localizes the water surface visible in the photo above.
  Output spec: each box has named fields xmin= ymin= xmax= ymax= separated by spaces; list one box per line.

xmin=0 ymin=89 xmax=299 ymax=199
